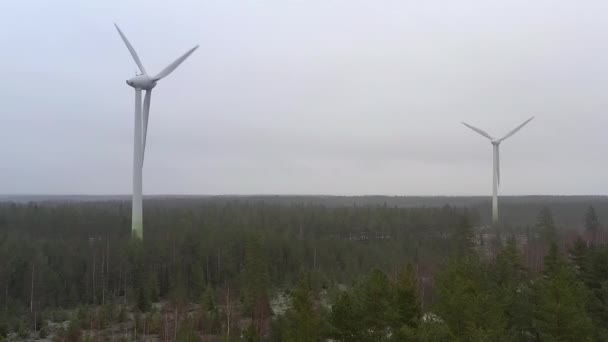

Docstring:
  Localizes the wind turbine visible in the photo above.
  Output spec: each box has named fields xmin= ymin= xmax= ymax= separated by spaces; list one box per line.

xmin=115 ymin=24 xmax=198 ymax=239
xmin=462 ymin=117 xmax=534 ymax=224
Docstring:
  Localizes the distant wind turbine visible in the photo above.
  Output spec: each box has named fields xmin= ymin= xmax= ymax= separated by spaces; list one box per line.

xmin=462 ymin=117 xmax=534 ymax=224
xmin=115 ymin=24 xmax=199 ymax=239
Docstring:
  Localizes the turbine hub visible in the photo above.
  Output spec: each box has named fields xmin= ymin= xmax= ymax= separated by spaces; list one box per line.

xmin=126 ymin=74 xmax=157 ymax=90
xmin=491 ymin=140 xmax=500 ymax=145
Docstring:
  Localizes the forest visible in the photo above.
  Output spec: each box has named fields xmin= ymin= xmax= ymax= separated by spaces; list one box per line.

xmin=0 ymin=197 xmax=606 ymax=341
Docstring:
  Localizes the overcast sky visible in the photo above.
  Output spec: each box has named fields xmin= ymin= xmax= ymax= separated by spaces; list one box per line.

xmin=1 ymin=0 xmax=607 ymax=196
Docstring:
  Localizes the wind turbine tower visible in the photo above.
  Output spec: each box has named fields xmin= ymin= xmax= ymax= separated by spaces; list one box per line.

xmin=115 ymin=24 xmax=198 ymax=239
xmin=462 ymin=117 xmax=534 ymax=224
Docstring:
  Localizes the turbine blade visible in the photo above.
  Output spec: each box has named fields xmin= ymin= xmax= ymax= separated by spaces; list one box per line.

xmin=498 ymin=116 xmax=534 ymax=142
xmin=153 ymin=45 xmax=199 ymax=81
xmin=114 ymin=23 xmax=147 ymax=75
xmin=461 ymin=122 xmax=494 ymax=140
xmin=141 ymin=90 xmax=152 ymax=166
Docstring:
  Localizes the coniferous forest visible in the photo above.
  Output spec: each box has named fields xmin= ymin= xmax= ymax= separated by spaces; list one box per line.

xmin=0 ymin=197 xmax=607 ymax=341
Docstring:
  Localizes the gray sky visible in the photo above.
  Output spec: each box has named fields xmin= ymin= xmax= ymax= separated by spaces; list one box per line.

xmin=1 ymin=0 xmax=607 ymax=195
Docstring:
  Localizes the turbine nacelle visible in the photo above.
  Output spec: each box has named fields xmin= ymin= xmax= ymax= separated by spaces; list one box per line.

xmin=126 ymin=74 xmax=157 ymax=90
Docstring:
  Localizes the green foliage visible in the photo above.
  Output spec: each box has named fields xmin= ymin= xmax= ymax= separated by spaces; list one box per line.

xmin=242 ymin=236 xmax=270 ymax=311
xmin=201 ymin=287 xmax=215 ymax=311
xmin=283 ymin=274 xmax=322 ymax=342
xmin=415 ymin=318 xmax=452 ymax=341
xmin=16 ymin=319 xmax=29 ymax=338
xmin=537 ymin=207 xmax=557 ymax=245
xmin=585 ymin=206 xmax=600 ymax=234
xmin=329 ymin=291 xmax=363 ymax=341
xmin=242 ymin=324 xmax=261 ymax=342
xmin=38 ymin=325 xmax=48 ymax=339
xmin=534 ymin=244 xmax=594 ymax=341
xmin=452 ymin=215 xmax=475 ymax=257
xmin=393 ymin=264 xmax=421 ymax=329
xmin=491 ymin=237 xmax=535 ymax=340
xmin=0 ymin=200 xmax=474 ymax=314
xmin=569 ymin=241 xmax=608 ymax=339
xmin=100 ymin=300 xmax=116 ymax=324
xmin=357 ymin=269 xmax=395 ymax=340
xmin=176 ymin=318 xmax=198 ymax=342
xmin=542 ymin=243 xmax=562 ymax=276
xmin=0 ymin=315 xmax=7 ymax=338
xmin=66 ymin=319 xmax=82 ymax=342
xmin=147 ymin=311 xmax=161 ymax=335
xmin=200 ymin=290 xmax=222 ymax=335
xmin=435 ymin=256 xmax=506 ymax=341
xmin=329 ymin=267 xmax=422 ymax=341
xmin=570 ymin=237 xmax=589 ymax=274
xmin=4 ymin=199 xmax=608 ymax=340
xmin=242 ymin=235 xmax=271 ymax=335
xmin=117 ymin=306 xmax=127 ymax=323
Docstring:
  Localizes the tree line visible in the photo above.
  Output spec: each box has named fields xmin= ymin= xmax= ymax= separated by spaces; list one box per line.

xmin=0 ymin=200 xmax=604 ymax=340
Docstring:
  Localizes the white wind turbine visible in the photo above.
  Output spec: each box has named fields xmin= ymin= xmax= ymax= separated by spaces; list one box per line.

xmin=115 ymin=24 xmax=199 ymax=239
xmin=462 ymin=117 xmax=534 ymax=224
